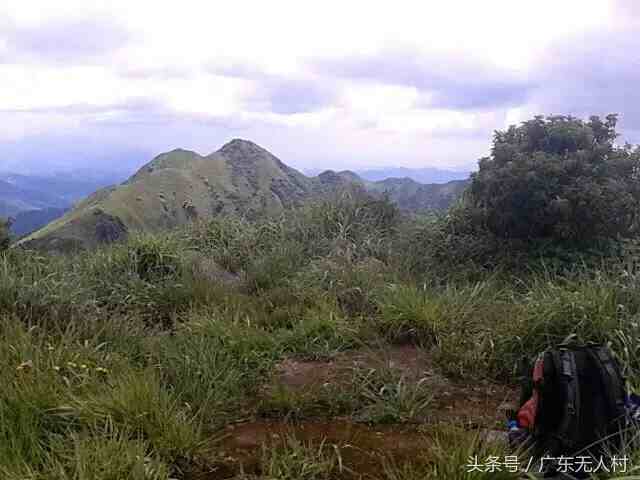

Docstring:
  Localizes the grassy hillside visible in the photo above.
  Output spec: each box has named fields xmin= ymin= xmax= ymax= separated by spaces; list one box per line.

xmin=3 ymin=192 xmax=640 ymax=479
xmin=19 ymin=140 xmax=467 ymax=252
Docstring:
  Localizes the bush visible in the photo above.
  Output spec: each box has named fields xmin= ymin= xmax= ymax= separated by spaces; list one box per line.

xmin=468 ymin=114 xmax=640 ymax=244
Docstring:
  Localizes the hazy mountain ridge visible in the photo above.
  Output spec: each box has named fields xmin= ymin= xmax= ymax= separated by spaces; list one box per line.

xmin=20 ymin=140 xmax=467 ymax=251
xmin=0 ymin=179 xmax=70 ymax=216
xmin=0 ymin=171 xmax=128 ymax=210
xmin=0 ymin=170 xmax=130 ymax=238
xmin=367 ymin=177 xmax=468 ymax=211
xmin=10 ymin=207 xmax=70 ymax=238
xmin=306 ymin=166 xmax=471 ymax=184
xmin=358 ymin=166 xmax=470 ymax=184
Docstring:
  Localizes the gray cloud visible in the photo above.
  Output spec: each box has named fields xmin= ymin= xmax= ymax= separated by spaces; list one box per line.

xmin=315 ymin=49 xmax=534 ymax=111
xmin=208 ymin=62 xmax=338 ymax=114
xmin=0 ymin=16 xmax=131 ymax=64
xmin=249 ymin=77 xmax=336 ymax=114
xmin=529 ymin=25 xmax=640 ymax=143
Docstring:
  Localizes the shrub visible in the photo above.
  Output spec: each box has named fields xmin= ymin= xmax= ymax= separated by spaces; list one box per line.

xmin=468 ymin=114 xmax=640 ymax=244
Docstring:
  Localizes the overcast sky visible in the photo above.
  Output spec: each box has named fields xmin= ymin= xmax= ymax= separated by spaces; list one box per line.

xmin=1 ymin=0 xmax=639 ymax=174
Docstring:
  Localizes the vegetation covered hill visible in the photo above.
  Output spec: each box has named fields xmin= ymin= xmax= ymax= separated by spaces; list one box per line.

xmin=19 ymin=139 xmax=466 ymax=251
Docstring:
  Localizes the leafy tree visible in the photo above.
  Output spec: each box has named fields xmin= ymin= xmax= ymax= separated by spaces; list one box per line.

xmin=467 ymin=114 xmax=640 ymax=244
xmin=0 ymin=217 xmax=11 ymax=251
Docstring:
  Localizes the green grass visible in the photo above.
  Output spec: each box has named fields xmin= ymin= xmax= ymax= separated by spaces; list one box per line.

xmin=351 ymin=365 xmax=434 ymax=424
xmin=254 ymin=436 xmax=345 ymax=480
xmin=5 ymin=195 xmax=640 ymax=477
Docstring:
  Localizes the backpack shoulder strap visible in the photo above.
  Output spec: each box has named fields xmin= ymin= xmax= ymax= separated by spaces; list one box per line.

xmin=585 ymin=345 xmax=626 ymax=420
xmin=547 ymin=349 xmax=581 ymax=454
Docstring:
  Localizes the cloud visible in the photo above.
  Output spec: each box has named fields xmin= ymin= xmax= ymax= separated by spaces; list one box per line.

xmin=527 ymin=25 xmax=640 ymax=143
xmin=208 ymin=62 xmax=338 ymax=114
xmin=1 ymin=16 xmax=131 ymax=64
xmin=614 ymin=0 xmax=640 ymax=19
xmin=208 ymin=62 xmax=265 ymax=79
xmin=117 ymin=65 xmax=193 ymax=80
xmin=248 ymin=77 xmax=337 ymax=115
xmin=315 ymin=49 xmax=535 ymax=111
xmin=0 ymin=97 xmax=165 ymax=115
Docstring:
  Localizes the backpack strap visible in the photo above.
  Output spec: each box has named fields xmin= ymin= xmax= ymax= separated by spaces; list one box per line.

xmin=586 ymin=346 xmax=626 ymax=422
xmin=548 ymin=349 xmax=581 ymax=454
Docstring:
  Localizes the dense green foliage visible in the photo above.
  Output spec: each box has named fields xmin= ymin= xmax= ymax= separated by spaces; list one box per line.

xmin=468 ymin=114 xmax=640 ymax=243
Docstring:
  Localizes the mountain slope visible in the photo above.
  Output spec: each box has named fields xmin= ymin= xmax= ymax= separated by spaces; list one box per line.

xmin=367 ymin=177 xmax=468 ymax=211
xmin=20 ymin=140 xmax=354 ymax=250
xmin=21 ymin=140 xmax=468 ymax=251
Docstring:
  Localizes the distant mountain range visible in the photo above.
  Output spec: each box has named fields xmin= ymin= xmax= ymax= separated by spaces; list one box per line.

xmin=0 ymin=170 xmax=129 ymax=237
xmin=306 ymin=166 xmax=471 ymax=184
xmin=14 ymin=140 xmax=470 ymax=250
xmin=10 ymin=207 xmax=70 ymax=238
xmin=358 ymin=166 xmax=470 ymax=184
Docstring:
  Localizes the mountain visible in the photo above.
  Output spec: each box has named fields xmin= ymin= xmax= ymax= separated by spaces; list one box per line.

xmin=0 ymin=170 xmax=129 ymax=239
xmin=0 ymin=171 xmax=128 ymax=214
xmin=0 ymin=171 xmax=127 ymax=207
xmin=366 ymin=177 xmax=468 ymax=211
xmin=356 ymin=167 xmax=470 ymax=184
xmin=10 ymin=207 xmax=70 ymax=238
xmin=20 ymin=140 xmax=468 ymax=252
xmin=0 ymin=179 xmax=70 ymax=217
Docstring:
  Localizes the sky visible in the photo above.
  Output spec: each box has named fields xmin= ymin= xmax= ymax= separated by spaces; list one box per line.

xmin=0 ymin=0 xmax=639 ymax=174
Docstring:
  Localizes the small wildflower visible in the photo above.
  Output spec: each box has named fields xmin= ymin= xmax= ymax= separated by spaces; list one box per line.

xmin=96 ymin=367 xmax=109 ymax=374
xmin=16 ymin=360 xmax=33 ymax=371
xmin=53 ymin=366 xmax=60 ymax=372
xmin=67 ymin=362 xmax=77 ymax=368
xmin=81 ymin=364 xmax=88 ymax=369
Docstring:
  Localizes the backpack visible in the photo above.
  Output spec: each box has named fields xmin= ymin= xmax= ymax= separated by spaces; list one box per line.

xmin=517 ymin=344 xmax=627 ymax=461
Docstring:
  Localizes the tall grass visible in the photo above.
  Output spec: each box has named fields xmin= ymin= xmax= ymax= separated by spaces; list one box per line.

xmin=5 ymin=194 xmax=640 ymax=476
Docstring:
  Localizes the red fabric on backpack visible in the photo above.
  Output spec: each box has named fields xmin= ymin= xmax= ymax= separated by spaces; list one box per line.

xmin=518 ymin=395 xmax=538 ymax=429
xmin=517 ymin=355 xmax=545 ymax=430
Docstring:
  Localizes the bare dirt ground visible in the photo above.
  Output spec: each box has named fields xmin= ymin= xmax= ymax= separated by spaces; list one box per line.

xmin=190 ymin=346 xmax=517 ymax=479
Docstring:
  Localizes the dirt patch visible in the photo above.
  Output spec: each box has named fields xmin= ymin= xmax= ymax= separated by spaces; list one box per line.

xmin=192 ymin=420 xmax=432 ymax=479
xmin=268 ymin=345 xmax=515 ymax=428
xmin=189 ymin=347 xmax=518 ymax=479
xmin=272 ymin=345 xmax=444 ymax=390
xmin=430 ymin=381 xmax=515 ymax=429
